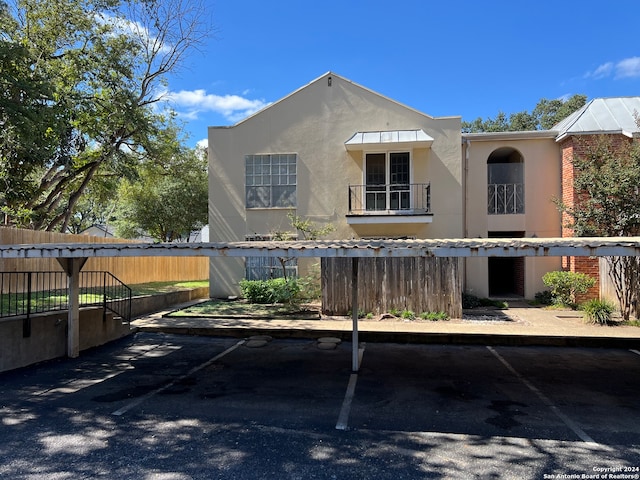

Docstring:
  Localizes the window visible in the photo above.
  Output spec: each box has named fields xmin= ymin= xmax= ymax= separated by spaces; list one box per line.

xmin=244 ymin=234 xmax=297 ymax=280
xmin=365 ymin=152 xmax=411 ymax=211
xmin=245 ymin=154 xmax=297 ymax=208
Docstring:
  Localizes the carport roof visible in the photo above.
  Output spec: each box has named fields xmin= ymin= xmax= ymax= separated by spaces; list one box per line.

xmin=2 ymin=237 xmax=640 ymax=259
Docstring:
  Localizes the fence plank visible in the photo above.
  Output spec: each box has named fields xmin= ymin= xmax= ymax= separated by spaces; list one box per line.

xmin=321 ymin=257 xmax=462 ymax=318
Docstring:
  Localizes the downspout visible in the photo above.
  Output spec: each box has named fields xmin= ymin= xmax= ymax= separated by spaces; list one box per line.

xmin=462 ymin=136 xmax=470 ymax=292
xmin=463 ymin=136 xmax=470 ymax=238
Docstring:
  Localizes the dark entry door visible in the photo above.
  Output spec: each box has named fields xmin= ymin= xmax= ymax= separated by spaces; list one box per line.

xmin=488 ymin=232 xmax=525 ymax=297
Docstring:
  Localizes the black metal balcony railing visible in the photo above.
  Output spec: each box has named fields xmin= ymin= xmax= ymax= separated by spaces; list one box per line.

xmin=0 ymin=271 xmax=132 ymax=337
xmin=348 ymin=183 xmax=431 ymax=215
xmin=488 ymin=183 xmax=524 ymax=215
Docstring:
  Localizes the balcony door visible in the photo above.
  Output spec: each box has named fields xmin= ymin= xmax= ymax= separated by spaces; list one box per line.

xmin=365 ymin=152 xmax=410 ymax=211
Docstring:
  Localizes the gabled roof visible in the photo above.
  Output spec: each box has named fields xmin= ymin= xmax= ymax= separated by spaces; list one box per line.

xmin=219 ymin=72 xmax=460 ymax=127
xmin=553 ymin=97 xmax=640 ymax=141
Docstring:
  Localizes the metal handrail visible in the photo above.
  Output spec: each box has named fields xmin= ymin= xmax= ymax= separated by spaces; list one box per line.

xmin=0 ymin=271 xmax=132 ymax=336
xmin=488 ymin=183 xmax=524 ymax=214
xmin=79 ymin=271 xmax=132 ymax=324
xmin=348 ymin=183 xmax=431 ymax=214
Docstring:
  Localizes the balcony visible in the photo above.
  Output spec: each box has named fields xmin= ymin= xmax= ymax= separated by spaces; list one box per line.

xmin=488 ymin=183 xmax=524 ymax=215
xmin=347 ymin=183 xmax=432 ymax=224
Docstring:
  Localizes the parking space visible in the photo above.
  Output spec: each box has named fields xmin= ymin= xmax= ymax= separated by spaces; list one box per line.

xmin=1 ymin=332 xmax=640 ymax=479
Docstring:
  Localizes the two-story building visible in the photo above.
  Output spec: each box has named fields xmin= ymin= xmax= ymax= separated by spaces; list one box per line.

xmin=208 ymin=71 xmax=640 ymax=310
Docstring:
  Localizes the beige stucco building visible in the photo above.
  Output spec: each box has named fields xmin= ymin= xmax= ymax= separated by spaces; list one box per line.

xmin=462 ymin=131 xmax=563 ymax=298
xmin=208 ymin=72 xmax=637 ymax=302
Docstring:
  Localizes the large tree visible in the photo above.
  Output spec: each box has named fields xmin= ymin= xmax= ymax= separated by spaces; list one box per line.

xmin=114 ymin=143 xmax=208 ymax=242
xmin=462 ymin=95 xmax=587 ymax=133
xmin=556 ymin=134 xmax=640 ymax=320
xmin=0 ymin=0 xmax=209 ymax=231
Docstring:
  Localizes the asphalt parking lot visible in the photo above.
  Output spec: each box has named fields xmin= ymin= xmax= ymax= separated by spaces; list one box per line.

xmin=1 ymin=332 xmax=640 ymax=479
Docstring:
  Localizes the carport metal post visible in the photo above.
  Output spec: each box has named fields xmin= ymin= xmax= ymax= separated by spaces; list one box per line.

xmin=57 ymin=257 xmax=87 ymax=358
xmin=351 ymin=257 xmax=359 ymax=372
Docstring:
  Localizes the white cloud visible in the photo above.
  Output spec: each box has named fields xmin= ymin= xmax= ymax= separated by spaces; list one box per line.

xmin=585 ymin=62 xmax=613 ymax=79
xmin=585 ymin=57 xmax=640 ymax=80
xmin=95 ymin=12 xmax=172 ymax=55
xmin=165 ymin=89 xmax=270 ymax=123
xmin=615 ymin=56 xmax=640 ymax=78
xmin=196 ymin=138 xmax=208 ymax=149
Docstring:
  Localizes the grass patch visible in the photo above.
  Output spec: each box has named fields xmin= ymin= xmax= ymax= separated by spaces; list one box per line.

xmin=129 ymin=280 xmax=208 ymax=296
xmin=0 ymin=280 xmax=208 ymax=316
xmin=169 ymin=299 xmax=319 ymax=318
xmin=622 ymin=319 xmax=640 ymax=327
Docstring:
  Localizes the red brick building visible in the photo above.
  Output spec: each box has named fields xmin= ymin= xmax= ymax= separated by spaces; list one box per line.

xmin=554 ymin=98 xmax=640 ymax=300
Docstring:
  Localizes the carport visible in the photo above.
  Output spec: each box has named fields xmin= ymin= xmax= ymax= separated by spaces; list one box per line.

xmin=2 ymin=237 xmax=640 ymax=372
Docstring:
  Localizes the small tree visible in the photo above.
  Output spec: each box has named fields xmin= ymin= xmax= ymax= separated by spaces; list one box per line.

xmin=270 ymin=211 xmax=335 ymax=282
xmin=555 ymin=133 xmax=640 ymax=320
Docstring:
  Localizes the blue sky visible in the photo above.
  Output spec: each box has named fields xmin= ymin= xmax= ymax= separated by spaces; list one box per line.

xmin=162 ymin=0 xmax=640 ymax=148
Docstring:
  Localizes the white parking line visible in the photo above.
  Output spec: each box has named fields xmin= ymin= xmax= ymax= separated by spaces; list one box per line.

xmin=111 ymin=340 xmax=245 ymax=416
xmin=336 ymin=344 xmax=365 ymax=431
xmin=630 ymin=349 xmax=640 ymax=357
xmin=487 ymin=346 xmax=603 ymax=447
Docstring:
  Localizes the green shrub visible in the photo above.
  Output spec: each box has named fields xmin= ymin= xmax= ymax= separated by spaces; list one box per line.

xmin=462 ymin=293 xmax=481 ymax=309
xmin=582 ymin=299 xmax=615 ymax=325
xmin=420 ymin=311 xmax=450 ymax=321
xmin=239 ymin=278 xmax=300 ymax=304
xmin=542 ymin=271 xmax=596 ymax=309
xmin=534 ymin=290 xmax=554 ymax=305
xmin=482 ymin=298 xmax=508 ymax=309
xmin=389 ymin=307 xmax=401 ymax=316
xmin=462 ymin=293 xmax=507 ymax=309
xmin=401 ymin=309 xmax=416 ymax=320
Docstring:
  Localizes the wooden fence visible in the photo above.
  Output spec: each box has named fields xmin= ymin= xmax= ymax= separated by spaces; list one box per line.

xmin=0 ymin=227 xmax=208 ymax=292
xmin=321 ymin=257 xmax=462 ymax=318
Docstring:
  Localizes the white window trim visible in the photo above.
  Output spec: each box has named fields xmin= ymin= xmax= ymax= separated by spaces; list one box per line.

xmin=362 ymin=149 xmax=414 ymax=186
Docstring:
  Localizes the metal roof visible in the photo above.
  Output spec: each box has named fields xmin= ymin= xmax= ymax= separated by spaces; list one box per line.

xmin=553 ymin=97 xmax=640 ymax=141
xmin=345 ymin=129 xmax=434 ymax=150
xmin=3 ymin=237 xmax=640 ymax=259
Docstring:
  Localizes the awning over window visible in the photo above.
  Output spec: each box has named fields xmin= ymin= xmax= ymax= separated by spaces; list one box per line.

xmin=345 ymin=129 xmax=434 ymax=151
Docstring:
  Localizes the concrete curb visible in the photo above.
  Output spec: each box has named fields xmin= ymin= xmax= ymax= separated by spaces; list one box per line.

xmin=134 ymin=324 xmax=640 ymax=349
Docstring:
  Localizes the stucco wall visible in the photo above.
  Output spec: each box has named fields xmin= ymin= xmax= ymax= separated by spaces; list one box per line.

xmin=208 ymin=73 xmax=463 ymax=297
xmin=0 ymin=308 xmax=132 ymax=373
xmin=463 ymin=136 xmax=563 ymax=298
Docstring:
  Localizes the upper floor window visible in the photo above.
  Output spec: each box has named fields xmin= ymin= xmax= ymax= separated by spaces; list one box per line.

xmin=365 ymin=151 xmax=411 ymax=211
xmin=245 ymin=154 xmax=297 ymax=208
xmin=487 ymin=148 xmax=524 ymax=215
